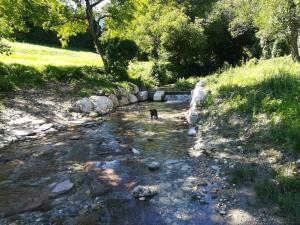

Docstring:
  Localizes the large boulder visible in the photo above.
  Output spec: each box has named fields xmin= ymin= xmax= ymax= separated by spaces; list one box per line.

xmin=153 ymin=91 xmax=165 ymax=101
xmin=89 ymin=96 xmax=114 ymax=115
xmin=108 ymin=94 xmax=119 ymax=108
xmin=128 ymin=94 xmax=138 ymax=104
xmin=116 ymin=87 xmax=129 ymax=97
xmin=137 ymin=91 xmax=148 ymax=101
xmin=73 ymin=98 xmax=93 ymax=113
xmin=130 ymin=84 xmax=139 ymax=94
xmin=190 ymin=81 xmax=208 ymax=108
xmin=119 ymin=96 xmax=130 ymax=106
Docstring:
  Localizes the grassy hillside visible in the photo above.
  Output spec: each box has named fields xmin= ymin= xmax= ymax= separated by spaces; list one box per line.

xmin=0 ymin=41 xmax=155 ymax=95
xmin=0 ymin=41 xmax=103 ymax=67
xmin=177 ymin=56 xmax=300 ymax=222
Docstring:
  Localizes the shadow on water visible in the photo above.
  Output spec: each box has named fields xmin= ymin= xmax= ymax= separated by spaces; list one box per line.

xmin=0 ymin=102 xmax=225 ymax=225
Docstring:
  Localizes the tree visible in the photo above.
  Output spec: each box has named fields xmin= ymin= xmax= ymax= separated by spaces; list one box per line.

xmin=227 ymin=0 xmax=300 ymax=61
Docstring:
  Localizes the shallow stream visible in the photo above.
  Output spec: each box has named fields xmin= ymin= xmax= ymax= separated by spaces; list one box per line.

xmin=0 ymin=102 xmax=224 ymax=225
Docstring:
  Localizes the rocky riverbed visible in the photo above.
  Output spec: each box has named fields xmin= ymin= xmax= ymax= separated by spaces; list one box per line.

xmin=0 ymin=99 xmax=285 ymax=225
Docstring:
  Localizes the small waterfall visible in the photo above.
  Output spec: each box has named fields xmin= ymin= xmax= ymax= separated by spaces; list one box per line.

xmin=164 ymin=94 xmax=191 ymax=103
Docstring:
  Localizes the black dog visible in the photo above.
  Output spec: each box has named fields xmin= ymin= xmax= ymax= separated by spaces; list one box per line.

xmin=150 ymin=109 xmax=158 ymax=119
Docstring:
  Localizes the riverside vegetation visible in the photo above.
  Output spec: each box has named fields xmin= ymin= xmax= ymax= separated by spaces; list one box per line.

xmin=1 ymin=0 xmax=300 ymax=224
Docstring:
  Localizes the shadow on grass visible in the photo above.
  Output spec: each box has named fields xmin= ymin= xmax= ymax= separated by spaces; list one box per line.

xmin=216 ymin=71 xmax=300 ymax=153
xmin=203 ymin=71 xmax=300 ymax=224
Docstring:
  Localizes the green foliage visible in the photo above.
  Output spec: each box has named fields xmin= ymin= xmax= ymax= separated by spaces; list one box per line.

xmin=104 ymin=38 xmax=139 ymax=80
xmin=255 ymin=175 xmax=300 ymax=223
xmin=150 ymin=61 xmax=179 ymax=85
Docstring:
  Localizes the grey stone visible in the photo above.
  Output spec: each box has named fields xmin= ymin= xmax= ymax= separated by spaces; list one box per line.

xmin=132 ymin=185 xmax=158 ymax=198
xmin=128 ymin=94 xmax=138 ymax=104
xmin=73 ymin=98 xmax=93 ymax=113
xmin=137 ymin=91 xmax=148 ymax=101
xmin=51 ymin=179 xmax=74 ymax=194
xmin=153 ymin=91 xmax=165 ymax=101
xmin=89 ymin=96 xmax=114 ymax=115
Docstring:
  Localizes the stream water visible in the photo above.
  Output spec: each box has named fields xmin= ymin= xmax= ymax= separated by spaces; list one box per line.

xmin=0 ymin=102 xmax=225 ymax=225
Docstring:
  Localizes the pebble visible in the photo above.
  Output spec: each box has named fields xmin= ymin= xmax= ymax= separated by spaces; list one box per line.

xmin=219 ymin=210 xmax=226 ymax=215
xmin=147 ymin=162 xmax=160 ymax=171
xmin=51 ymin=179 xmax=74 ymax=194
xmin=131 ymin=147 xmax=140 ymax=154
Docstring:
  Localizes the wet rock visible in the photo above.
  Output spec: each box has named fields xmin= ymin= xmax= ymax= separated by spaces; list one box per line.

xmin=147 ymin=162 xmax=160 ymax=171
xmin=70 ymin=135 xmax=81 ymax=140
xmin=132 ymin=185 xmax=158 ymax=198
xmin=128 ymin=94 xmax=138 ymax=104
xmin=188 ymin=127 xmax=197 ymax=136
xmin=51 ymin=179 xmax=74 ymax=194
xmin=137 ymin=91 xmax=148 ymax=101
xmin=73 ymin=98 xmax=93 ymax=113
xmin=89 ymin=96 xmax=114 ymax=115
xmin=219 ymin=210 xmax=226 ymax=216
xmin=211 ymin=165 xmax=220 ymax=171
xmin=153 ymin=91 xmax=165 ymax=101
xmin=131 ymin=147 xmax=140 ymax=154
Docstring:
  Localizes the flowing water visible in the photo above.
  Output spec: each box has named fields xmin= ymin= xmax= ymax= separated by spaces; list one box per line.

xmin=0 ymin=102 xmax=225 ymax=225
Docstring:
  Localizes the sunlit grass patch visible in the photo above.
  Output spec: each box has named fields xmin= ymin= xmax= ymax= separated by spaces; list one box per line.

xmin=0 ymin=41 xmax=103 ymax=67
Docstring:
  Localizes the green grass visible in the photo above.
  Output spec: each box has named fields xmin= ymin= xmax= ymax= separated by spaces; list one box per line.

xmin=256 ymin=174 xmax=300 ymax=223
xmin=0 ymin=41 xmax=103 ymax=67
xmin=180 ymin=56 xmax=300 ymax=153
xmin=0 ymin=41 xmax=156 ymax=96
xmin=180 ymin=56 xmax=300 ymax=223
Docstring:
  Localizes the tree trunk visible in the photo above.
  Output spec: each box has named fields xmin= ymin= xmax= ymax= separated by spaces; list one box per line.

xmin=288 ymin=0 xmax=300 ymax=62
xmin=85 ymin=0 xmax=108 ymax=68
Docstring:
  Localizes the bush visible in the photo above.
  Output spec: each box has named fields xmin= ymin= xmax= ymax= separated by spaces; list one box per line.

xmin=104 ymin=38 xmax=138 ymax=80
xmin=150 ymin=61 xmax=178 ymax=85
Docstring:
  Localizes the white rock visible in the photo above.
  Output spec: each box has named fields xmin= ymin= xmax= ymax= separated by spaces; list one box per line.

xmin=38 ymin=123 xmax=53 ymax=132
xmin=132 ymin=185 xmax=158 ymax=197
xmin=119 ymin=96 xmax=130 ymax=106
xmin=73 ymin=98 xmax=93 ymax=113
xmin=128 ymin=94 xmax=138 ymax=104
xmin=12 ymin=129 xmax=36 ymax=137
xmin=188 ymin=127 xmax=197 ymax=136
xmin=89 ymin=96 xmax=114 ymax=115
xmin=153 ymin=91 xmax=166 ymax=101
xmin=190 ymin=80 xmax=208 ymax=108
xmin=51 ymin=179 xmax=74 ymax=194
xmin=137 ymin=91 xmax=148 ymax=101
xmin=132 ymin=148 xmax=140 ymax=154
